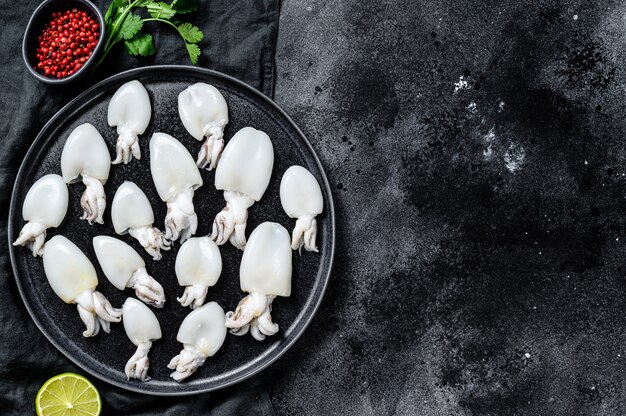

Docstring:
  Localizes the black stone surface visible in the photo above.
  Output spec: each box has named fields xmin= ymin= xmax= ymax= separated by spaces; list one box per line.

xmin=267 ymin=0 xmax=626 ymax=414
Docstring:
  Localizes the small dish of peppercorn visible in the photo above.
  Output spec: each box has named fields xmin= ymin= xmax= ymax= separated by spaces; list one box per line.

xmin=22 ymin=0 xmax=105 ymax=84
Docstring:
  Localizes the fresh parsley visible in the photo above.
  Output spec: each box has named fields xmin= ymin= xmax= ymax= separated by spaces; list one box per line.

xmin=97 ymin=0 xmax=204 ymax=66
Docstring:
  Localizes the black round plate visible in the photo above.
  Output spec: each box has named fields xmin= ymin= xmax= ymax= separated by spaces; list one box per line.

xmin=8 ymin=66 xmax=335 ymax=395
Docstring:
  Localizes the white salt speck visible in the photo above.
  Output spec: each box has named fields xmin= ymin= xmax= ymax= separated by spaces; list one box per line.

xmin=467 ymin=102 xmax=477 ymax=113
xmin=483 ymin=128 xmax=496 ymax=143
xmin=585 ymin=160 xmax=588 ymax=165
xmin=504 ymin=144 xmax=526 ymax=172
xmin=573 ymin=14 xmax=578 ymax=20
xmin=525 ymin=353 xmax=531 ymax=358
xmin=498 ymin=100 xmax=506 ymax=112
xmin=591 ymin=386 xmax=595 ymax=390
xmin=454 ymin=76 xmax=470 ymax=93
xmin=533 ymin=305 xmax=537 ymax=310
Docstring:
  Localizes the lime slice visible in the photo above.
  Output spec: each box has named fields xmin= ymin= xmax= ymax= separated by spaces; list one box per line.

xmin=35 ymin=373 xmax=101 ymax=416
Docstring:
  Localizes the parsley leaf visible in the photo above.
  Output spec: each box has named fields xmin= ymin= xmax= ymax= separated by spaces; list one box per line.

xmin=119 ymin=13 xmax=143 ymax=40
xmin=171 ymin=0 xmax=198 ymax=14
xmin=104 ymin=2 xmax=118 ymax=27
xmin=147 ymin=2 xmax=177 ymax=19
xmin=124 ymin=33 xmax=156 ymax=56
xmin=185 ymin=43 xmax=201 ymax=64
xmin=98 ymin=0 xmax=205 ymax=67
xmin=177 ymin=23 xmax=203 ymax=44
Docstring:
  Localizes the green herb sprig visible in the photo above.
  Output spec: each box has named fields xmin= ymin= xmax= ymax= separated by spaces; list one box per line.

xmin=96 ymin=0 xmax=204 ymax=66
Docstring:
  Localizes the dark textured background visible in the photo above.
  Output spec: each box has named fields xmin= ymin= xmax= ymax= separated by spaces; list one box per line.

xmin=266 ymin=0 xmax=626 ymax=414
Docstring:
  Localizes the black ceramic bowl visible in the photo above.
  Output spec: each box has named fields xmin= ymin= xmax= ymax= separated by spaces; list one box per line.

xmin=22 ymin=0 xmax=106 ymax=84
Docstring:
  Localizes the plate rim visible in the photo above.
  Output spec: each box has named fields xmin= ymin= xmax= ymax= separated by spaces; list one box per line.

xmin=7 ymin=65 xmax=336 ymax=396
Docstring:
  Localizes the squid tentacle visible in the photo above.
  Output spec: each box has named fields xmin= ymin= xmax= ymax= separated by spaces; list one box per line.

xmin=210 ymin=191 xmax=254 ymax=250
xmin=177 ymin=284 xmax=208 ymax=309
xmin=168 ymin=344 xmax=207 ymax=382
xmin=125 ymin=341 xmax=152 ymax=381
xmin=112 ymin=127 xmax=140 ymax=165
xmin=13 ymin=221 xmax=48 ymax=257
xmin=165 ymin=188 xmax=197 ymax=244
xmin=77 ymin=303 xmax=99 ymax=337
xmin=196 ymin=120 xmax=227 ymax=170
xmin=128 ymin=226 xmax=171 ymax=261
xmin=225 ymin=293 xmax=278 ymax=340
xmin=128 ymin=267 xmax=165 ymax=308
xmin=292 ymin=215 xmax=318 ymax=253
xmin=74 ymin=290 xmax=121 ymax=337
xmin=80 ymin=175 xmax=106 ymax=225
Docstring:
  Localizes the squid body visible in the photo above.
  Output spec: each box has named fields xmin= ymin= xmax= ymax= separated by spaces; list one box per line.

xmin=178 ymin=83 xmax=229 ymax=170
xmin=43 ymin=235 xmax=121 ymax=337
xmin=280 ymin=165 xmax=323 ymax=253
xmin=150 ymin=132 xmax=203 ymax=244
xmin=60 ymin=123 xmax=111 ymax=225
xmin=108 ymin=80 xmax=151 ymax=165
xmin=225 ymin=222 xmax=292 ymax=341
xmin=168 ymin=302 xmax=226 ymax=382
xmin=122 ymin=298 xmax=162 ymax=381
xmin=210 ymin=127 xmax=274 ymax=250
xmin=13 ymin=174 xmax=68 ymax=256
xmin=175 ymin=237 xmax=222 ymax=309
xmin=93 ymin=236 xmax=165 ymax=308
xmin=111 ymin=181 xmax=170 ymax=260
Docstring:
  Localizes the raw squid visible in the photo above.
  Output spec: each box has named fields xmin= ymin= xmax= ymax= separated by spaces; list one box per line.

xmin=168 ymin=302 xmax=227 ymax=382
xmin=178 ymin=83 xmax=229 ymax=170
xmin=150 ymin=132 xmax=202 ymax=244
xmin=175 ymin=237 xmax=222 ymax=309
xmin=122 ymin=298 xmax=162 ymax=381
xmin=43 ymin=235 xmax=121 ymax=337
xmin=60 ymin=123 xmax=111 ymax=225
xmin=13 ymin=174 xmax=68 ymax=257
xmin=225 ymin=222 xmax=291 ymax=341
xmin=93 ymin=236 xmax=165 ymax=308
xmin=108 ymin=80 xmax=151 ymax=165
xmin=280 ymin=165 xmax=323 ymax=253
xmin=210 ymin=127 xmax=274 ymax=250
xmin=111 ymin=181 xmax=170 ymax=260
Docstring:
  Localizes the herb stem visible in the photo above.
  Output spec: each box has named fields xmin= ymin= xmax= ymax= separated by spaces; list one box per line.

xmin=142 ymin=17 xmax=179 ymax=31
xmin=95 ymin=0 xmax=141 ymax=68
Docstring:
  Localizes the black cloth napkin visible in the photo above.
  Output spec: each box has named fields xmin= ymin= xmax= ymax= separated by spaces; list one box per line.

xmin=0 ymin=0 xmax=279 ymax=414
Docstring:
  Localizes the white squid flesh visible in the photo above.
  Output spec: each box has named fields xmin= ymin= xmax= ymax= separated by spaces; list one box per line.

xmin=175 ymin=237 xmax=222 ymax=309
xmin=108 ymin=80 xmax=151 ymax=165
xmin=178 ymin=83 xmax=229 ymax=170
xmin=280 ymin=165 xmax=323 ymax=253
xmin=93 ymin=236 xmax=165 ymax=308
xmin=225 ymin=222 xmax=291 ymax=341
xmin=122 ymin=298 xmax=162 ymax=381
xmin=150 ymin=132 xmax=203 ymax=244
xmin=43 ymin=235 xmax=121 ymax=337
xmin=168 ymin=302 xmax=226 ymax=382
xmin=60 ymin=123 xmax=111 ymax=225
xmin=111 ymin=181 xmax=170 ymax=260
xmin=210 ymin=127 xmax=274 ymax=250
xmin=13 ymin=174 xmax=68 ymax=257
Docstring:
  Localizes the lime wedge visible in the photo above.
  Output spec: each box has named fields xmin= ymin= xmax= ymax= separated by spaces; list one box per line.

xmin=35 ymin=373 xmax=101 ymax=416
